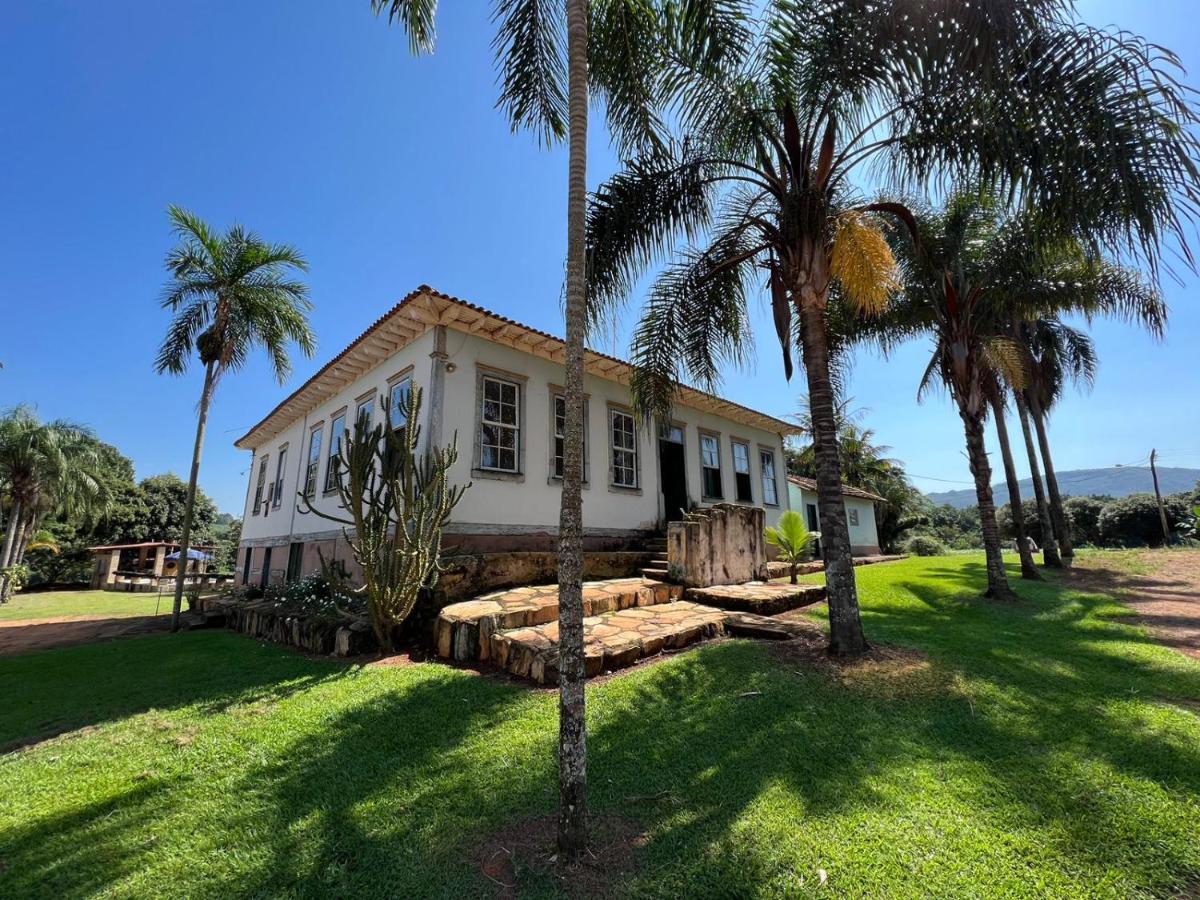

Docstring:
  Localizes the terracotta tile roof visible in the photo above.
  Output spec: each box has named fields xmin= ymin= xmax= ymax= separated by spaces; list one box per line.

xmin=234 ymin=285 xmax=802 ymax=450
xmin=87 ymin=541 xmax=216 ymax=552
xmin=786 ymin=475 xmax=885 ymax=503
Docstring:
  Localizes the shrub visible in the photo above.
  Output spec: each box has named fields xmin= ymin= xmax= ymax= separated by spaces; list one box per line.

xmin=1097 ymin=493 xmax=1192 ymax=547
xmin=1064 ymin=496 xmax=1106 ymax=546
xmin=903 ymin=534 xmax=947 ymax=556
xmin=262 ymin=572 xmax=364 ymax=620
xmin=996 ymin=499 xmax=1046 ymax=545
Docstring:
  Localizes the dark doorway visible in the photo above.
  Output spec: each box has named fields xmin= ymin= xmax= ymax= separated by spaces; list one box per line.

xmin=260 ymin=546 xmax=272 ymax=589
xmin=242 ymin=547 xmax=253 ymax=585
xmin=806 ymin=503 xmax=822 ymax=557
xmin=286 ymin=542 xmax=304 ymax=582
xmin=659 ymin=428 xmax=688 ymax=524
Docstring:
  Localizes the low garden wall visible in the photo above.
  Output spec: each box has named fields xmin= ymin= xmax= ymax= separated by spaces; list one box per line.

xmin=198 ymin=595 xmax=377 ymax=657
xmin=667 ymin=505 xmax=768 ymax=587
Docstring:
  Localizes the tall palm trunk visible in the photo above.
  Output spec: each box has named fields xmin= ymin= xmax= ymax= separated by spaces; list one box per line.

xmin=172 ymin=360 xmax=217 ymax=631
xmin=990 ymin=394 xmax=1039 ymax=580
xmin=796 ymin=291 xmax=868 ymax=655
xmin=1028 ymin=393 xmax=1073 ymax=564
xmin=1 ymin=499 xmax=20 ymax=569
xmin=959 ymin=406 xmax=1014 ymax=599
xmin=1013 ymin=389 xmax=1061 ymax=567
xmin=556 ymin=0 xmax=588 ymax=860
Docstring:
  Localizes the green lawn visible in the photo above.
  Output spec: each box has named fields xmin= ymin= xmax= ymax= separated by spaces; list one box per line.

xmin=0 ymin=589 xmax=173 ymax=622
xmin=1 ymin=554 xmax=1198 ymax=898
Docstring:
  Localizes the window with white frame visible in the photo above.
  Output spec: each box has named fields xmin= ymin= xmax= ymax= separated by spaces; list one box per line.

xmin=324 ymin=412 xmax=346 ymax=492
xmin=388 ymin=377 xmax=411 ymax=430
xmin=732 ymin=440 xmax=753 ymax=502
xmin=253 ymin=455 xmax=268 ymax=515
xmin=354 ymin=395 xmax=374 ymax=434
xmin=848 ymin=507 xmax=860 ymax=526
xmin=610 ymin=409 xmax=638 ymax=488
xmin=480 ymin=375 xmax=520 ymax=472
xmin=303 ymin=426 xmax=322 ymax=498
xmin=700 ymin=433 xmax=723 ymax=499
xmin=552 ymin=394 xmax=587 ymax=481
xmin=272 ymin=446 xmax=288 ymax=509
xmin=760 ymin=449 xmax=779 ymax=505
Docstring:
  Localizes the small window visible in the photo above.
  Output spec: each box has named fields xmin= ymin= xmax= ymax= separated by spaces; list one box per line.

xmin=272 ymin=446 xmax=288 ymax=509
xmin=252 ymin=456 xmax=269 ymax=515
xmin=700 ymin=434 xmax=723 ymax=499
xmin=610 ymin=409 xmax=638 ymax=488
xmin=659 ymin=423 xmax=684 ymax=444
xmin=324 ymin=413 xmax=346 ymax=492
xmin=480 ymin=376 xmax=520 ymax=472
xmin=732 ymin=441 xmax=753 ymax=503
xmin=760 ymin=449 xmax=779 ymax=506
xmin=303 ymin=427 xmax=322 ymax=498
xmin=388 ymin=378 xmax=411 ymax=430
xmin=848 ymin=507 xmax=860 ymax=527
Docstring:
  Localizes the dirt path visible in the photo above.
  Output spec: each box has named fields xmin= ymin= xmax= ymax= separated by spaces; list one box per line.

xmin=0 ymin=615 xmax=171 ymax=657
xmin=1066 ymin=550 xmax=1200 ymax=661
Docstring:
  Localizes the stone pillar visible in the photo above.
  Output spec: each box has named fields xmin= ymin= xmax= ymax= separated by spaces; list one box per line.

xmin=106 ymin=549 xmax=121 ymax=587
xmin=152 ymin=545 xmax=166 ymax=577
xmin=666 ymin=504 xmax=767 ymax=587
xmin=426 ymin=324 xmax=447 ymax=451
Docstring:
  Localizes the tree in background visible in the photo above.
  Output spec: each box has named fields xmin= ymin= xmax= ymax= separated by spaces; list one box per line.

xmin=0 ymin=407 xmax=108 ymax=600
xmin=139 ymin=474 xmax=219 ymax=546
xmin=875 ymin=189 xmax=1170 ymax=598
xmin=155 ymin=206 xmax=315 ymax=633
xmin=788 ymin=398 xmax=923 ymax=554
xmin=1063 ymin=496 xmax=1107 ymax=547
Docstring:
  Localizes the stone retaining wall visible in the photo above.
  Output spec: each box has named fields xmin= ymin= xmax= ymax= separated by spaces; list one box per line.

xmin=199 ymin=596 xmax=376 ymax=657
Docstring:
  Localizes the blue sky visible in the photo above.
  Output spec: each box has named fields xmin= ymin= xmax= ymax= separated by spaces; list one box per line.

xmin=2 ymin=0 xmax=1198 ymax=515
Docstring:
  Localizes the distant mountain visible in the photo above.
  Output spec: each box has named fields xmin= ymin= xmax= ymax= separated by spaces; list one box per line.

xmin=924 ymin=467 xmax=1200 ymax=509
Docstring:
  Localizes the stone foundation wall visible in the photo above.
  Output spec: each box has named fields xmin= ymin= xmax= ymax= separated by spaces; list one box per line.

xmin=667 ymin=504 xmax=767 ymax=588
xmin=436 ymin=551 xmax=653 ymax=604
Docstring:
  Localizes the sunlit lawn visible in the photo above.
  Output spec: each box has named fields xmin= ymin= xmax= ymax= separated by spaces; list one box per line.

xmin=1 ymin=554 xmax=1198 ymax=898
xmin=0 ymin=589 xmax=173 ymax=622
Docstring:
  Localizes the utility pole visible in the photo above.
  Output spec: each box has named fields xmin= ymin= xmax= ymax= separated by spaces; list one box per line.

xmin=1150 ymin=449 xmax=1171 ymax=545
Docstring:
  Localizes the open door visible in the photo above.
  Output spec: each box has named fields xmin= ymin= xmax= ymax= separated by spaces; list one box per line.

xmin=658 ymin=425 xmax=688 ymax=525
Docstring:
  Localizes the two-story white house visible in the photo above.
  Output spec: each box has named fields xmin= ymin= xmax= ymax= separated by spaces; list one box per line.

xmin=234 ymin=286 xmax=802 ymax=590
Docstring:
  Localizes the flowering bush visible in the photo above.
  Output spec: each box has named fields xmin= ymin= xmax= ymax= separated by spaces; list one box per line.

xmin=263 ymin=573 xmax=365 ymax=620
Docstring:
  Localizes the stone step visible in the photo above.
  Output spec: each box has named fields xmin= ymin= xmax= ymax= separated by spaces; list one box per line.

xmin=685 ymin=582 xmax=827 ymax=617
xmin=488 ymin=601 xmax=729 ymax=684
xmin=649 ymin=557 xmax=669 ymax=567
xmin=181 ymin=609 xmax=227 ymax=630
xmin=639 ymin=567 xmax=671 ymax=580
xmin=436 ymin=577 xmax=683 ymax=663
xmin=723 ymin=611 xmax=814 ymax=641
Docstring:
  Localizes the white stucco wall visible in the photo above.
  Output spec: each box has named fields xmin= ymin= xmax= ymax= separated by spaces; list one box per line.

xmin=239 ymin=326 xmax=790 ymax=545
xmin=240 ymin=329 xmax=437 ymax=543
xmin=787 ymin=482 xmax=881 ymax=553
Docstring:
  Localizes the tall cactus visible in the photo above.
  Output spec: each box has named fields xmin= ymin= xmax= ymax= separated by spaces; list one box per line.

xmin=300 ymin=385 xmax=470 ymax=651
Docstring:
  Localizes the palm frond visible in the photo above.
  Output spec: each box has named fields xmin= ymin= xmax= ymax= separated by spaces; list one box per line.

xmin=371 ymin=0 xmax=438 ymax=54
xmin=491 ymin=0 xmax=567 ymax=146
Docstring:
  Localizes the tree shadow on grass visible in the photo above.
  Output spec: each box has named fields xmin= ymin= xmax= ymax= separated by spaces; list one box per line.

xmin=0 ymin=630 xmax=346 ymax=752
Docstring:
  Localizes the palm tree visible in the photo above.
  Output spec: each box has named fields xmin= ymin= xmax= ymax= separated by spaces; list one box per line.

xmin=587 ymin=0 xmax=1199 ymax=643
xmin=1011 ymin=377 xmax=1062 ymax=567
xmin=155 ymin=207 xmax=314 ymax=632
xmin=1017 ymin=317 xmax=1108 ymax=565
xmin=986 ymin=378 xmax=1040 ymax=579
xmin=368 ymin=0 xmax=718 ymax=859
xmin=877 ymin=190 xmax=1167 ymax=598
xmin=765 ymin=510 xmax=817 ymax=584
xmin=0 ymin=407 xmax=105 ymax=600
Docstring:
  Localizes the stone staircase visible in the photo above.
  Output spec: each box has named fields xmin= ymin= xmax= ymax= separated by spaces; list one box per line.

xmin=638 ymin=534 xmax=671 ymax=580
xmin=434 ymin=576 xmax=827 ymax=685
